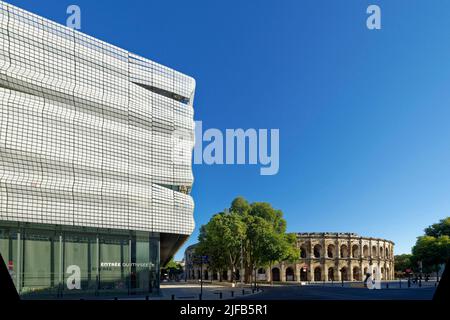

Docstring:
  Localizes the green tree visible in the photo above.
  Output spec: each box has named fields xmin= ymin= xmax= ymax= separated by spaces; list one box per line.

xmin=197 ymin=197 xmax=298 ymax=284
xmin=411 ymin=217 xmax=450 ymax=278
xmin=196 ymin=211 xmax=246 ymax=282
xmin=424 ymin=217 xmax=450 ymax=238
xmin=163 ymin=259 xmax=183 ymax=280
xmin=394 ymin=254 xmax=413 ymax=273
xmin=230 ymin=196 xmax=251 ymax=215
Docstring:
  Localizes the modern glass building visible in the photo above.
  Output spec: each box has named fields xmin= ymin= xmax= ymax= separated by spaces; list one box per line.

xmin=0 ymin=1 xmax=195 ymax=298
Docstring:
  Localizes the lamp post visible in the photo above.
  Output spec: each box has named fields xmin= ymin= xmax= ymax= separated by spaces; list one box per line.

xmin=418 ymin=261 xmax=423 ymax=288
xmin=200 ymin=256 xmax=203 ymax=300
xmin=254 ymin=267 xmax=257 ymax=290
xmin=240 ymin=239 xmax=244 ymax=287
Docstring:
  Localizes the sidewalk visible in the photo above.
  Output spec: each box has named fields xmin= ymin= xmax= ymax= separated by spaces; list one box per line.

xmin=158 ymin=282 xmax=262 ymax=300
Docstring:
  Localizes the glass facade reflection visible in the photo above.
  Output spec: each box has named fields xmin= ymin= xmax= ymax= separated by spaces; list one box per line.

xmin=0 ymin=221 xmax=160 ymax=298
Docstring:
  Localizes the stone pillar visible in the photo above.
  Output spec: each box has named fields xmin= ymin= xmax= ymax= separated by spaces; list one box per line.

xmin=295 ymin=264 xmax=301 ymax=282
xmin=359 ymin=261 xmax=363 ymax=281
xmin=323 ymin=263 xmax=328 ymax=281
xmin=280 ymin=263 xmax=286 ymax=282
xmin=322 ymin=237 xmax=326 ymax=258
xmin=348 ymin=262 xmax=353 ymax=281
xmin=335 ymin=238 xmax=339 ymax=258
xmin=348 ymin=238 xmax=352 ymax=259
xmin=335 ymin=264 xmax=341 ymax=281
xmin=307 ymin=262 xmax=313 ymax=281
xmin=359 ymin=237 xmax=363 ymax=258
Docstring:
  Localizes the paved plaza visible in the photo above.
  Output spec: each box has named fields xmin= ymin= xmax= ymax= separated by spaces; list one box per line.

xmin=153 ymin=281 xmax=437 ymax=300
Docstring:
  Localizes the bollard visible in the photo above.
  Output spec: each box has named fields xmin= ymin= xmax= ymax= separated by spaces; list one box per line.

xmin=399 ymin=280 xmax=401 ymax=288
xmin=219 ymin=292 xmax=222 ymax=299
xmin=171 ymin=294 xmax=175 ymax=300
xmin=242 ymin=289 xmax=245 ymax=295
xmin=114 ymin=297 xmax=118 ymax=300
xmin=199 ymin=293 xmax=202 ymax=300
xmin=231 ymin=291 xmax=234 ymax=297
xmin=386 ymin=283 xmax=389 ymax=289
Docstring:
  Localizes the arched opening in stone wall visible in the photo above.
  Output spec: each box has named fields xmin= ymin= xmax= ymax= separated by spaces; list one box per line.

xmin=380 ymin=248 xmax=384 ymax=258
xmin=363 ymin=245 xmax=369 ymax=257
xmin=222 ymin=270 xmax=228 ymax=281
xmin=352 ymin=266 xmax=361 ymax=281
xmin=204 ymin=270 xmax=209 ymax=280
xmin=341 ymin=267 xmax=348 ymax=281
xmin=235 ymin=269 xmax=240 ymax=281
xmin=380 ymin=267 xmax=385 ymax=280
xmin=352 ymin=245 xmax=360 ymax=258
xmin=327 ymin=244 xmax=335 ymax=258
xmin=300 ymin=267 xmax=308 ymax=281
xmin=271 ymin=268 xmax=280 ymax=282
xmin=385 ymin=247 xmax=389 ymax=259
xmin=372 ymin=245 xmax=377 ymax=257
xmin=328 ymin=267 xmax=335 ymax=281
xmin=257 ymin=268 xmax=266 ymax=281
xmin=313 ymin=244 xmax=322 ymax=258
xmin=300 ymin=246 xmax=307 ymax=258
xmin=314 ymin=267 xmax=321 ymax=281
xmin=340 ymin=245 xmax=349 ymax=258
xmin=197 ymin=270 xmax=201 ymax=279
xmin=213 ymin=272 xmax=218 ymax=281
xmin=286 ymin=267 xmax=295 ymax=281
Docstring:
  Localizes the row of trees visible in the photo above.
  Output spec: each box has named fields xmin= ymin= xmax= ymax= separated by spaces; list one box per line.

xmin=195 ymin=197 xmax=299 ymax=283
xmin=395 ymin=217 xmax=450 ymax=277
xmin=162 ymin=259 xmax=184 ymax=281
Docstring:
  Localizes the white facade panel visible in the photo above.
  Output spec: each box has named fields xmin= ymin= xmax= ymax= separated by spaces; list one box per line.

xmin=0 ymin=1 xmax=195 ymax=236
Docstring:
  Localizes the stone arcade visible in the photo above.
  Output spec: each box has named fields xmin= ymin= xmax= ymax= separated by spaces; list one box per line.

xmin=185 ymin=232 xmax=395 ymax=283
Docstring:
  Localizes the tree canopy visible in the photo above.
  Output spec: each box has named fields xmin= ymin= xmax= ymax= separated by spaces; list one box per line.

xmin=424 ymin=217 xmax=450 ymax=238
xmin=394 ymin=254 xmax=413 ymax=273
xmin=410 ymin=217 xmax=450 ymax=274
xmin=196 ymin=196 xmax=299 ymax=283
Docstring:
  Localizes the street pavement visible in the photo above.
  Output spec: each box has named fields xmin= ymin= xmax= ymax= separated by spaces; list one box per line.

xmin=240 ymin=283 xmax=436 ymax=300
xmin=157 ymin=282 xmax=260 ymax=300
xmin=153 ymin=281 xmax=437 ymax=300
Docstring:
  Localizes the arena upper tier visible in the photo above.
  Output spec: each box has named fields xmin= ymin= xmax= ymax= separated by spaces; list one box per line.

xmin=185 ymin=232 xmax=395 ymax=282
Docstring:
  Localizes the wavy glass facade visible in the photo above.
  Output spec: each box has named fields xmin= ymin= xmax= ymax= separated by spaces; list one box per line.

xmin=0 ymin=1 xmax=195 ymax=297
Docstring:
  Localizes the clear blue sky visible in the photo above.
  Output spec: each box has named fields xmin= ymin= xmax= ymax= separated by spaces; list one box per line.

xmin=9 ymin=0 xmax=450 ymax=259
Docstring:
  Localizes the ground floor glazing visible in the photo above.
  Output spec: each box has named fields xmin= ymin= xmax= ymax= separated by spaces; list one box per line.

xmin=0 ymin=221 xmax=160 ymax=298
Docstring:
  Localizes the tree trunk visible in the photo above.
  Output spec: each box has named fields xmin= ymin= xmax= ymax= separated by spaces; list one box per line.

xmin=245 ymin=265 xmax=252 ymax=284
